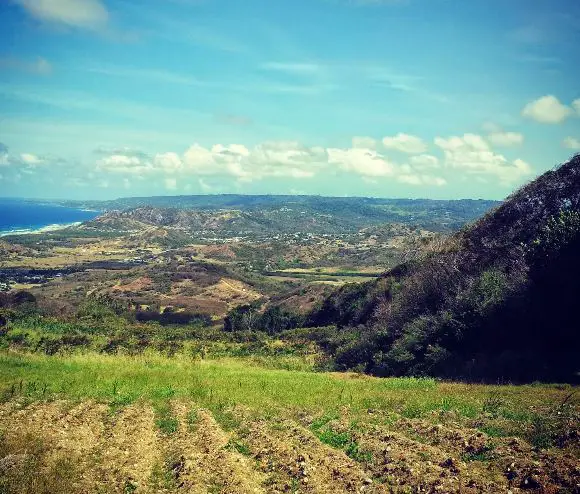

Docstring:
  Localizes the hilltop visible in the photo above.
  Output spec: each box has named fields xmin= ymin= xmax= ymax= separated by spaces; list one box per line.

xmin=56 ymin=195 xmax=497 ymax=236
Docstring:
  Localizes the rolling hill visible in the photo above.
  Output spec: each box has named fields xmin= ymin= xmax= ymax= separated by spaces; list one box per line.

xmin=306 ymin=155 xmax=580 ymax=383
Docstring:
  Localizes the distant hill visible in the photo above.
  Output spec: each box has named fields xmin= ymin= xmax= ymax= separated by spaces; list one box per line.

xmin=73 ymin=196 xmax=498 ymax=236
xmin=306 ymin=155 xmax=580 ymax=383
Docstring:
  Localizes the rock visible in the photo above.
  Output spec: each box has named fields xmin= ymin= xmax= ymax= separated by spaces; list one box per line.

xmin=520 ymin=474 xmax=542 ymax=489
xmin=440 ymin=457 xmax=460 ymax=473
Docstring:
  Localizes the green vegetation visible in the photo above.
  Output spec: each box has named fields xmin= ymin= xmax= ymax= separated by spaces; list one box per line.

xmin=0 ymin=352 xmax=576 ymax=430
xmin=303 ymin=157 xmax=580 ymax=383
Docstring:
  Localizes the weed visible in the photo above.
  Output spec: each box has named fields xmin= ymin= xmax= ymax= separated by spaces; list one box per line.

xmin=310 ymin=412 xmax=338 ymax=431
xmin=156 ymin=416 xmax=178 ymax=435
xmin=123 ymin=480 xmax=138 ymax=493
xmin=482 ymin=392 xmax=505 ymax=417
xmin=154 ymin=403 xmax=178 ymax=435
xmin=461 ymin=445 xmax=495 ymax=462
xmin=317 ymin=428 xmax=351 ymax=448
xmin=210 ymin=402 xmax=241 ymax=431
xmin=149 ymin=462 xmax=176 ymax=490
xmin=479 ymin=424 xmax=510 ymax=437
xmin=401 ymin=402 xmax=425 ymax=418
xmin=0 ymin=430 xmax=80 ymax=494
xmin=187 ymin=408 xmax=199 ymax=430
xmin=345 ymin=440 xmax=373 ymax=463
xmin=311 ymin=420 xmax=372 ymax=464
xmin=225 ymin=438 xmax=251 ymax=456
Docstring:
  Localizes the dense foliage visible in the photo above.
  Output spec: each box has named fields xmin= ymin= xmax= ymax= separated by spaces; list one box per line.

xmin=304 ymin=156 xmax=580 ymax=383
xmin=224 ymin=303 xmax=304 ymax=335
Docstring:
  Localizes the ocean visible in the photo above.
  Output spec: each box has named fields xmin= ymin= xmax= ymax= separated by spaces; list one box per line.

xmin=0 ymin=198 xmax=100 ymax=236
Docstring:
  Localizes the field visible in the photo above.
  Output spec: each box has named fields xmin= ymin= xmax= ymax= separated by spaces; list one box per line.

xmin=1 ymin=351 xmax=578 ymax=493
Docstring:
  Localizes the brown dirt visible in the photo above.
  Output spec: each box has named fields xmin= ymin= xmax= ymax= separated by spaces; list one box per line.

xmin=168 ymin=402 xmax=265 ymax=493
xmin=0 ymin=400 xmax=109 ymax=492
xmin=320 ymin=416 xmax=505 ymax=493
xmin=200 ymin=244 xmax=237 ymax=260
xmin=94 ymin=402 xmax=162 ymax=493
xmin=112 ymin=277 xmax=153 ymax=292
xmin=201 ymin=278 xmax=262 ymax=309
xmin=232 ymin=408 xmax=382 ymax=493
xmin=2 ymin=400 xmax=577 ymax=493
xmin=391 ymin=416 xmax=580 ymax=493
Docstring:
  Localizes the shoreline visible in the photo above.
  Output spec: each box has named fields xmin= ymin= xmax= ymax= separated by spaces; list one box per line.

xmin=0 ymin=222 xmax=82 ymax=237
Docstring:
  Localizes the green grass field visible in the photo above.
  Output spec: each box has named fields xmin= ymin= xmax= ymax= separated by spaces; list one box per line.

xmin=1 ymin=351 xmax=578 ymax=493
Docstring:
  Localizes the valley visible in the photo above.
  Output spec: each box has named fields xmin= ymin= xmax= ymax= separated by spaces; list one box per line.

xmin=1 ymin=173 xmax=579 ymax=493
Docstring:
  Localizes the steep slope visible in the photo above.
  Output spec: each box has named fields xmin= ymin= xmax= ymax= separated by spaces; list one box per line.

xmin=307 ymin=155 xmax=580 ymax=382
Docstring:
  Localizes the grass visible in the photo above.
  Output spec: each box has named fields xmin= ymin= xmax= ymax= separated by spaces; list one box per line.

xmin=0 ymin=350 xmax=577 ymax=448
xmin=225 ymin=438 xmax=252 ymax=456
xmin=308 ymin=415 xmax=374 ymax=464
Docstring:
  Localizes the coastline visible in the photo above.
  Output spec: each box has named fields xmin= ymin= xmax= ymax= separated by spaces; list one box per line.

xmin=0 ymin=222 xmax=82 ymax=237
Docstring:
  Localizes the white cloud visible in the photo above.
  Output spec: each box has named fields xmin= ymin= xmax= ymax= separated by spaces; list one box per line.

xmin=382 ymin=133 xmax=427 ymax=154
xmin=352 ymin=136 xmax=377 ymax=149
xmin=97 ymin=141 xmax=326 ymax=183
xmin=154 ymin=152 xmax=182 ymax=172
xmin=409 ymin=154 xmax=439 ymax=170
xmin=327 ymin=148 xmax=395 ymax=177
xmin=164 ymin=177 xmax=177 ymax=190
xmin=15 ymin=0 xmax=109 ymax=29
xmin=573 ymin=99 xmax=580 ymax=115
xmin=65 ymin=177 xmax=88 ymax=187
xmin=522 ymin=95 xmax=572 ymax=124
xmin=434 ymin=133 xmax=532 ymax=185
xmin=89 ymin=66 xmax=201 ymax=86
xmin=562 ymin=137 xmax=580 ymax=150
xmin=487 ymin=131 xmax=524 ymax=147
xmin=397 ymin=174 xmax=446 ymax=186
xmin=20 ymin=153 xmax=43 ymax=165
xmin=96 ymin=154 xmax=152 ymax=175
xmin=91 ymin=139 xmax=450 ymax=187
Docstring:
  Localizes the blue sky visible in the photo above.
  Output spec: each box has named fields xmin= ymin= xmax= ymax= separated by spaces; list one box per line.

xmin=0 ymin=0 xmax=579 ymax=200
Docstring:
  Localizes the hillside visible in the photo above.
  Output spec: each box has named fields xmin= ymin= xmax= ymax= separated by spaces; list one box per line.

xmin=306 ymin=155 xmax=580 ymax=383
xmin=63 ymin=196 xmax=497 ymax=235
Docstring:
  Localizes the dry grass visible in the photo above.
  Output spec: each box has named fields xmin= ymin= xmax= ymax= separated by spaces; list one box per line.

xmin=0 ymin=352 xmax=578 ymax=492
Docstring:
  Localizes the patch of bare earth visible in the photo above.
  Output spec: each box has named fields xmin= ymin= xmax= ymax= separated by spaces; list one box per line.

xmin=168 ymin=402 xmax=265 ymax=493
xmin=94 ymin=402 xmax=163 ymax=493
xmin=201 ymin=278 xmax=262 ymax=309
xmin=111 ymin=276 xmax=153 ymax=292
xmin=319 ymin=416 xmax=504 ymax=493
xmin=0 ymin=400 xmax=108 ymax=492
xmin=392 ymin=416 xmax=580 ymax=493
xmin=232 ymin=408 xmax=382 ymax=493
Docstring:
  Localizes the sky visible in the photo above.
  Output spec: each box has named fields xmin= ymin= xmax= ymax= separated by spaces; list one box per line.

xmin=0 ymin=0 xmax=579 ymax=201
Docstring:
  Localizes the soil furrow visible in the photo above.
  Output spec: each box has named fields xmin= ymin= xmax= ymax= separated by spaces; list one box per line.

xmin=232 ymin=409 xmax=383 ymax=493
xmin=167 ymin=402 xmax=265 ymax=493
xmin=93 ymin=402 xmax=162 ymax=493
xmin=0 ymin=400 xmax=109 ymax=492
